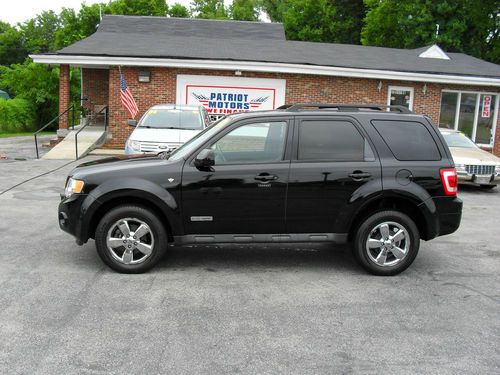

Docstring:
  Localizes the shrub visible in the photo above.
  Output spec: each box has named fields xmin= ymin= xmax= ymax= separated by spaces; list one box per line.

xmin=0 ymin=98 xmax=36 ymax=132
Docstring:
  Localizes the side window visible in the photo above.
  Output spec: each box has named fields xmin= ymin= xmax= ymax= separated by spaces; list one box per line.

xmin=211 ymin=121 xmax=287 ymax=164
xmin=298 ymin=120 xmax=368 ymax=161
xmin=371 ymin=120 xmax=441 ymax=161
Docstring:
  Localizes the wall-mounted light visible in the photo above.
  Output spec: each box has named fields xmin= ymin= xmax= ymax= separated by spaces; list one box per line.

xmin=138 ymin=71 xmax=150 ymax=83
xmin=422 ymin=83 xmax=428 ymax=95
xmin=377 ymin=81 xmax=383 ymax=92
xmin=235 ymin=70 xmax=242 ymax=76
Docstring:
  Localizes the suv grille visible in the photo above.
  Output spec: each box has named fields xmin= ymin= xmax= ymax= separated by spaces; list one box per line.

xmin=465 ymin=164 xmax=495 ymax=175
xmin=139 ymin=141 xmax=172 ymax=152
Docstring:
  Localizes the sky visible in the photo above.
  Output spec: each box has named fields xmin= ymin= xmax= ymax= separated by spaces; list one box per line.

xmin=0 ymin=0 xmax=198 ymax=25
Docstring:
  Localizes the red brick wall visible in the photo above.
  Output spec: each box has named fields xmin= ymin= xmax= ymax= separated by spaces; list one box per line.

xmin=58 ymin=64 xmax=71 ymax=130
xmin=82 ymin=66 xmax=500 ymax=153
xmin=82 ymin=68 xmax=109 ymax=108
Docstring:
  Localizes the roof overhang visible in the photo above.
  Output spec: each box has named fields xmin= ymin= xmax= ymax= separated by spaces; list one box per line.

xmin=30 ymin=54 xmax=500 ymax=87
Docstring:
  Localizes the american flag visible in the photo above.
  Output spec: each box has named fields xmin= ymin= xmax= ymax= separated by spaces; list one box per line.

xmin=120 ymin=73 xmax=138 ymax=119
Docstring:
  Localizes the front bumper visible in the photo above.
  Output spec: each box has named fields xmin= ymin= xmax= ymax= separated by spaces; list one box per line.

xmin=58 ymin=193 xmax=89 ymax=245
xmin=457 ymin=170 xmax=500 ymax=185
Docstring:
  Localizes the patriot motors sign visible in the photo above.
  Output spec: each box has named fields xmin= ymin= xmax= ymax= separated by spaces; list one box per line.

xmin=176 ymin=75 xmax=286 ymax=115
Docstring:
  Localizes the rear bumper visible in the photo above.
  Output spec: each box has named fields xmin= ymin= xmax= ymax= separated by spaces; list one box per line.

xmin=433 ymin=196 xmax=463 ymax=237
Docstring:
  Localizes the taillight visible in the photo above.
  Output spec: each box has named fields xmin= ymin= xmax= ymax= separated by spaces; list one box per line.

xmin=440 ymin=168 xmax=458 ymax=196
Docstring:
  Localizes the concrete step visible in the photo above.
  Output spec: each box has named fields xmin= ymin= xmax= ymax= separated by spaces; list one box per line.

xmin=42 ymin=126 xmax=106 ymax=160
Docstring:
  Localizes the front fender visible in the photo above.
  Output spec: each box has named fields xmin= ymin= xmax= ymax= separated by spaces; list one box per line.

xmin=79 ymin=177 xmax=182 ymax=241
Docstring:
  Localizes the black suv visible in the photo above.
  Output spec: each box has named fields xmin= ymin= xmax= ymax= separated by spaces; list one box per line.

xmin=59 ymin=104 xmax=462 ymax=275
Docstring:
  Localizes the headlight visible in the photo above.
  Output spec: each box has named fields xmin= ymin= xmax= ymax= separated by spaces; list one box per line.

xmin=65 ymin=177 xmax=85 ymax=198
xmin=127 ymin=139 xmax=141 ymax=151
xmin=455 ymin=164 xmax=466 ymax=171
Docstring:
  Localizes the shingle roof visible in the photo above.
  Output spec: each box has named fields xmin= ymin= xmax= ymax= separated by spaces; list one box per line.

xmin=55 ymin=15 xmax=500 ymax=79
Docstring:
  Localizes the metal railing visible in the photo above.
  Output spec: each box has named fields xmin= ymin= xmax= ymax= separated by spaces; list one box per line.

xmin=75 ymin=105 xmax=108 ymax=160
xmin=34 ymin=105 xmax=76 ymax=159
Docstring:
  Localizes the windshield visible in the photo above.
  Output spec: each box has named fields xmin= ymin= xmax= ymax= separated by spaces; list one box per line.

xmin=441 ymin=131 xmax=478 ymax=148
xmin=139 ymin=108 xmax=203 ymax=130
xmin=168 ymin=117 xmax=232 ymax=161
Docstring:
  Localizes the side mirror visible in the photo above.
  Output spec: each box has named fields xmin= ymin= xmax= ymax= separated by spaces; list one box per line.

xmin=194 ymin=149 xmax=215 ymax=169
xmin=128 ymin=119 xmax=138 ymax=127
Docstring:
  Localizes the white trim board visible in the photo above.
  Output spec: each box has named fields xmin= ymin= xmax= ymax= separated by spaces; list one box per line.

xmin=30 ymin=54 xmax=500 ymax=87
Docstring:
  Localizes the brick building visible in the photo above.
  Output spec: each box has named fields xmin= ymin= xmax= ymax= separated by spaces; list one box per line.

xmin=32 ymin=15 xmax=500 ymax=154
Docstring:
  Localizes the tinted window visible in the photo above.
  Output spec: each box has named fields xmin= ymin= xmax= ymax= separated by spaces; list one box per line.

xmin=298 ymin=120 xmax=365 ymax=161
xmin=211 ymin=121 xmax=287 ymax=164
xmin=372 ymin=120 xmax=441 ymax=161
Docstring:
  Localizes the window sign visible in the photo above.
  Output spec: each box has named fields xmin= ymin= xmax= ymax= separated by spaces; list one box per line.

xmin=482 ymin=95 xmax=492 ymax=118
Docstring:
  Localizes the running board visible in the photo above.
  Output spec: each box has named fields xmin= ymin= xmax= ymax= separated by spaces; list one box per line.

xmin=174 ymin=233 xmax=348 ymax=245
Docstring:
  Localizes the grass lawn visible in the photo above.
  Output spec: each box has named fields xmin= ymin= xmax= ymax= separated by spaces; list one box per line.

xmin=0 ymin=131 xmax=56 ymax=138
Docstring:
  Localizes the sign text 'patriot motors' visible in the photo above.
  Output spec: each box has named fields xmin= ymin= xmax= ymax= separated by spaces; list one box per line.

xmin=177 ymin=75 xmax=286 ymax=115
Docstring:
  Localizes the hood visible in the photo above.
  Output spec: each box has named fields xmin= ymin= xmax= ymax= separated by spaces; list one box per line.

xmin=449 ymin=147 xmax=500 ymax=165
xmin=71 ymin=154 xmax=169 ymax=180
xmin=129 ymin=127 xmax=201 ymax=144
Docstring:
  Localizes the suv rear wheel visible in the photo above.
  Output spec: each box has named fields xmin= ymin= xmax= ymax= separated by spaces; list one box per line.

xmin=353 ymin=210 xmax=420 ymax=276
xmin=95 ymin=205 xmax=168 ymax=273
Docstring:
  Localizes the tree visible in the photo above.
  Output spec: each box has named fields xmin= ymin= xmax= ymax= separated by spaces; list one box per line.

xmin=169 ymin=3 xmax=190 ymax=18
xmin=190 ymin=0 xmax=228 ymax=19
xmin=361 ymin=0 xmax=500 ymax=63
xmin=229 ymin=0 xmax=259 ymax=21
xmin=53 ymin=4 xmax=102 ymax=50
xmin=0 ymin=22 xmax=27 ymax=65
xmin=260 ymin=0 xmax=364 ymax=44
xmin=107 ymin=0 xmax=169 ymax=16
xmin=19 ymin=10 xmax=60 ymax=53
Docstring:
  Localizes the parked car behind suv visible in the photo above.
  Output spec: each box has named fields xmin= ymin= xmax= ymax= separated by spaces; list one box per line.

xmin=125 ymin=104 xmax=210 ymax=154
xmin=59 ymin=104 xmax=462 ymax=275
xmin=440 ymin=129 xmax=500 ymax=188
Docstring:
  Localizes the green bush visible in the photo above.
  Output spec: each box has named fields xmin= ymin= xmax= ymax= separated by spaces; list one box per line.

xmin=0 ymin=98 xmax=36 ymax=132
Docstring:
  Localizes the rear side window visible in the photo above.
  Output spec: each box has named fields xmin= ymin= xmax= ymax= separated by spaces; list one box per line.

xmin=298 ymin=120 xmax=367 ymax=161
xmin=371 ymin=120 xmax=441 ymax=161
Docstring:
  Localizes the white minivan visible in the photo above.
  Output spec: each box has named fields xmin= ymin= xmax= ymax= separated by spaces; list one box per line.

xmin=125 ymin=104 xmax=211 ymax=155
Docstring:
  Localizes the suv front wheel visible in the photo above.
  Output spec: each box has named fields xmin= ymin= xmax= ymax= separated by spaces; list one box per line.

xmin=353 ymin=210 xmax=420 ymax=276
xmin=95 ymin=205 xmax=168 ymax=273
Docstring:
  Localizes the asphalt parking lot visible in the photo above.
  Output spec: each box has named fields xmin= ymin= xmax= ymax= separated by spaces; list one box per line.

xmin=0 ymin=156 xmax=499 ymax=374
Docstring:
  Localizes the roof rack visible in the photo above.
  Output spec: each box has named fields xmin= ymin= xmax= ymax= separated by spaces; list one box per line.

xmin=277 ymin=103 xmax=414 ymax=114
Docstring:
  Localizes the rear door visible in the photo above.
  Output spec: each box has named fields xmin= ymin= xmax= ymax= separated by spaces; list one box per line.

xmin=286 ymin=116 xmax=382 ymax=234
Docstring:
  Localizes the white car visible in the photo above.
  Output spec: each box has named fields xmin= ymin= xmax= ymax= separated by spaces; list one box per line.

xmin=440 ymin=129 xmax=500 ymax=188
xmin=125 ymin=104 xmax=211 ymax=155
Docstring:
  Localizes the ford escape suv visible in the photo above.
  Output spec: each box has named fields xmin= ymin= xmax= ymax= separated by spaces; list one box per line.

xmin=59 ymin=104 xmax=462 ymax=275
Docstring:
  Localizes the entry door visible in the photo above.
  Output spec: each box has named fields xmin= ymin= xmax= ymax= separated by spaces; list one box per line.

xmin=181 ymin=119 xmax=291 ymax=235
xmin=286 ymin=117 xmax=382 ymax=233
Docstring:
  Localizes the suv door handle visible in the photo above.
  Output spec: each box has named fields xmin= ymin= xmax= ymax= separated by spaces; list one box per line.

xmin=348 ymin=171 xmax=372 ymax=180
xmin=254 ymin=173 xmax=279 ymax=181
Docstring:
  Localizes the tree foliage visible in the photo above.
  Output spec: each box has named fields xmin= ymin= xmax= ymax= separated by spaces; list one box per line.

xmin=259 ymin=0 xmax=365 ymax=44
xmin=229 ymin=0 xmax=260 ymax=21
xmin=169 ymin=3 xmax=190 ymax=18
xmin=361 ymin=0 xmax=500 ymax=63
xmin=190 ymin=0 xmax=229 ymax=19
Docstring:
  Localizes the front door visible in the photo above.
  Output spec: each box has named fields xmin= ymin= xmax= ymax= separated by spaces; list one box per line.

xmin=181 ymin=118 xmax=291 ymax=236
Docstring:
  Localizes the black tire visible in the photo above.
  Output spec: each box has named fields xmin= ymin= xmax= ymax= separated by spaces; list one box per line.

xmin=480 ymin=184 xmax=496 ymax=189
xmin=95 ymin=205 xmax=168 ymax=273
xmin=353 ymin=210 xmax=420 ymax=276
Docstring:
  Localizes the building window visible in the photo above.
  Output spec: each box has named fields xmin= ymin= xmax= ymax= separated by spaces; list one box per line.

xmin=388 ymin=86 xmax=414 ymax=110
xmin=438 ymin=90 xmax=499 ymax=146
